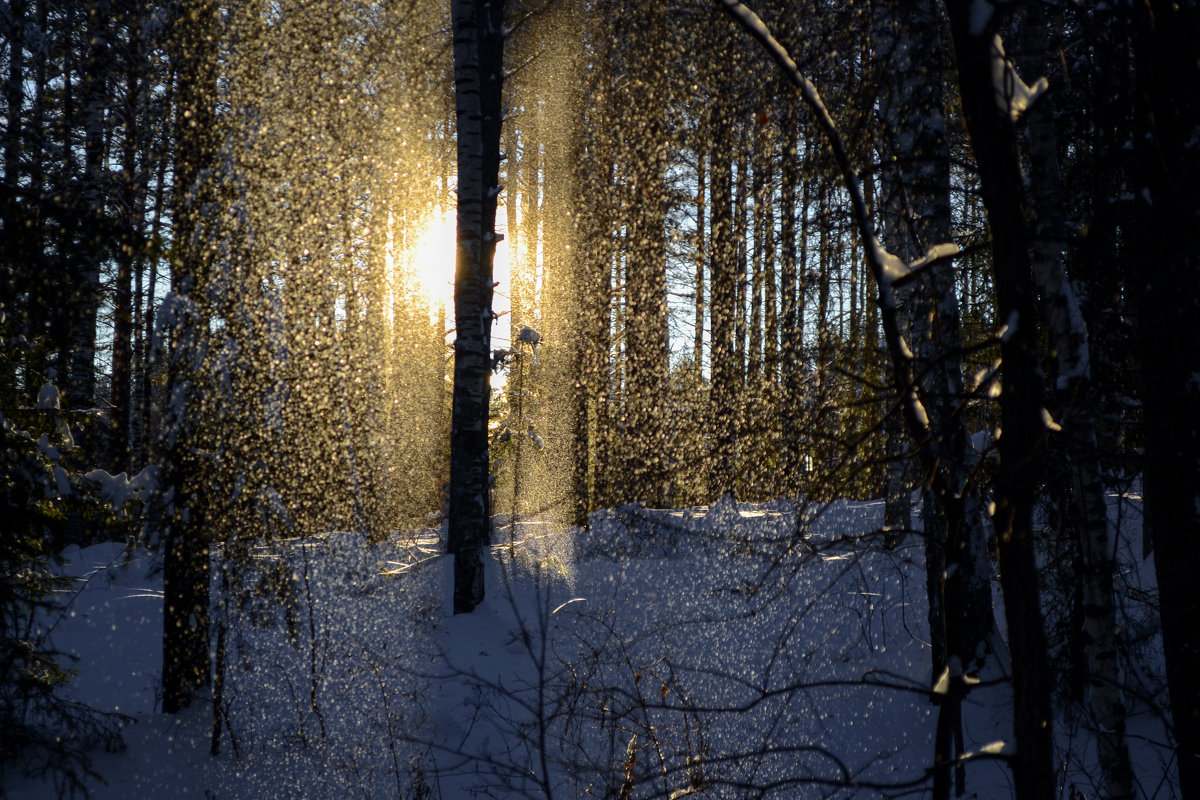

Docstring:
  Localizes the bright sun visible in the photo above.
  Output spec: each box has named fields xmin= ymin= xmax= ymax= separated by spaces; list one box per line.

xmin=407 ymin=205 xmax=511 ymax=336
xmin=412 ymin=209 xmax=457 ymax=308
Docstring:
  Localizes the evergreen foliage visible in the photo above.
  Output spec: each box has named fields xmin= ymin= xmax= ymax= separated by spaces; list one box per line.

xmin=0 ymin=390 xmax=132 ymax=794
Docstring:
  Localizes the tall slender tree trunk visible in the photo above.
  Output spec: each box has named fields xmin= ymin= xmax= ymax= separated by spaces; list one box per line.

xmin=2 ymin=0 xmax=27 ymax=397
xmin=762 ymin=168 xmax=777 ymax=382
xmin=504 ymin=120 xmax=522 ymax=341
xmin=876 ymin=4 xmax=996 ymax=795
xmin=535 ymin=2 xmax=583 ymax=525
xmin=1016 ymin=7 xmax=1134 ymax=798
xmin=694 ymin=145 xmax=706 ymax=368
xmin=620 ymin=0 xmax=670 ymax=507
xmin=1128 ymin=2 xmax=1200 ymax=792
xmin=816 ymin=189 xmax=831 ymax=395
xmin=879 ymin=101 xmax=914 ymax=532
xmin=161 ymin=0 xmax=218 ymax=715
xmin=708 ymin=106 xmax=737 ymax=500
xmin=511 ymin=104 xmax=540 ymax=518
xmin=447 ymin=0 xmax=506 ymax=613
xmin=70 ymin=0 xmax=111 ymax=412
xmin=942 ymin=5 xmax=1055 ymax=798
xmin=593 ymin=181 xmax=616 ymax=509
xmin=111 ymin=29 xmax=148 ymax=474
xmin=3 ymin=0 xmax=23 ymax=187
xmin=778 ymin=97 xmax=800 ymax=493
xmin=749 ymin=152 xmax=765 ymax=382
xmin=139 ymin=103 xmax=170 ymax=467
xmin=733 ymin=150 xmax=748 ymax=386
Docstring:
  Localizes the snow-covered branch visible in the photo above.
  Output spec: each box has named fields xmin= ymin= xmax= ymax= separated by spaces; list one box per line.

xmin=873 ymin=240 xmax=961 ymax=287
xmin=990 ymin=34 xmax=1047 ymax=122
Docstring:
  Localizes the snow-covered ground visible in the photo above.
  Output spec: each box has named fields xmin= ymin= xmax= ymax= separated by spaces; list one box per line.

xmin=3 ymin=494 xmax=1177 ymax=799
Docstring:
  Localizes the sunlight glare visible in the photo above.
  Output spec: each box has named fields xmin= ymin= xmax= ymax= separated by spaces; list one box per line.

xmin=413 ymin=208 xmax=457 ymax=312
xmin=404 ymin=204 xmax=511 ymax=340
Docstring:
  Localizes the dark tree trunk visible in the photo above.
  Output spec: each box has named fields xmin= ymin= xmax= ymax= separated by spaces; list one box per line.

xmin=815 ymin=189 xmax=831 ymax=396
xmin=111 ymin=30 xmax=147 ymax=474
xmin=1128 ymin=2 xmax=1200 ymax=793
xmin=761 ymin=139 xmax=777 ymax=382
xmin=733 ymin=150 xmax=748 ymax=385
xmin=621 ymin=0 xmax=671 ymax=507
xmin=778 ymin=97 xmax=801 ymax=493
xmin=875 ymin=4 xmax=994 ymax=796
xmin=160 ymin=0 xmax=218 ymax=715
xmin=942 ymin=5 xmax=1055 ymax=798
xmin=2 ymin=0 xmax=26 ymax=397
xmin=3 ymin=0 xmax=23 ymax=187
xmin=708 ymin=109 xmax=737 ymax=500
xmin=1017 ymin=6 xmax=1135 ymax=797
xmin=69 ymin=0 xmax=111 ymax=413
xmin=749 ymin=148 xmax=764 ymax=382
xmin=139 ymin=108 xmax=170 ymax=467
xmin=447 ymin=0 xmax=506 ymax=613
xmin=694 ymin=144 xmax=706 ymax=368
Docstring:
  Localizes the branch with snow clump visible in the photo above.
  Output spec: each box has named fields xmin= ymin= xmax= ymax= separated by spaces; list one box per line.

xmin=872 ymin=240 xmax=961 ymax=286
xmin=990 ymin=34 xmax=1047 ymax=122
xmin=515 ymin=325 xmax=541 ymax=348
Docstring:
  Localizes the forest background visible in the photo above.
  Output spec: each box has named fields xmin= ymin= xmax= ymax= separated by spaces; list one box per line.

xmin=1 ymin=0 xmax=1198 ymax=798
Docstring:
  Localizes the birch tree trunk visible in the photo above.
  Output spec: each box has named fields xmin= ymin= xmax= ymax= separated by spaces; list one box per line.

xmin=875 ymin=4 xmax=994 ymax=794
xmin=447 ymin=0 xmax=506 ymax=613
xmin=1018 ymin=7 xmax=1134 ymax=798
xmin=941 ymin=4 xmax=1055 ymax=797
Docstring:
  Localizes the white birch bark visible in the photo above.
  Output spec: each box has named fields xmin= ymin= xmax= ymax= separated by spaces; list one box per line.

xmin=875 ymin=3 xmax=994 ymax=796
xmin=1018 ymin=9 xmax=1134 ymax=797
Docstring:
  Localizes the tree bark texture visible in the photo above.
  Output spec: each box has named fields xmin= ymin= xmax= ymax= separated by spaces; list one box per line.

xmin=778 ymin=98 xmax=801 ymax=494
xmin=694 ymin=144 xmax=707 ymax=368
xmin=447 ymin=0 xmax=506 ymax=613
xmin=69 ymin=0 xmax=111 ymax=412
xmin=620 ymin=0 xmax=671 ymax=507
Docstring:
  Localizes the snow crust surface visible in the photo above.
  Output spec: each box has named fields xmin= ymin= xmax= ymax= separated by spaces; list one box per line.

xmin=4 ymin=493 xmax=1176 ymax=799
